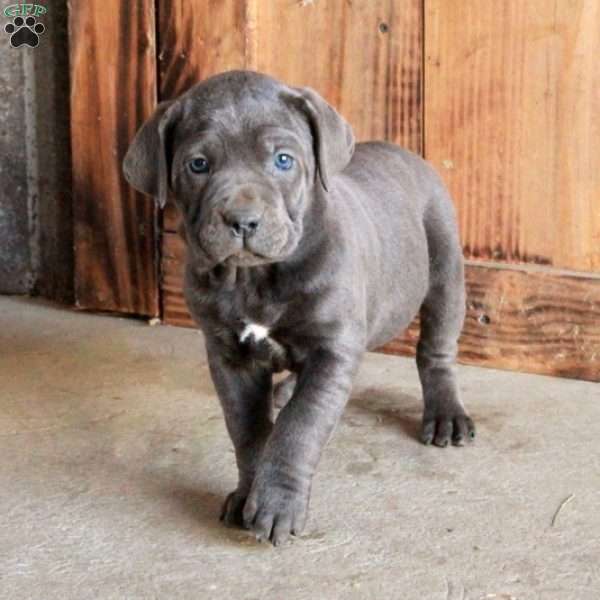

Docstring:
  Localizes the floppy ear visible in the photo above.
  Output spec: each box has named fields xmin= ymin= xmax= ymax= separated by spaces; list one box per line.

xmin=283 ymin=87 xmax=355 ymax=191
xmin=122 ymin=99 xmax=181 ymax=209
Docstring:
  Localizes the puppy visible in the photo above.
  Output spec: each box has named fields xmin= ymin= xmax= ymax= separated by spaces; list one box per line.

xmin=124 ymin=70 xmax=475 ymax=546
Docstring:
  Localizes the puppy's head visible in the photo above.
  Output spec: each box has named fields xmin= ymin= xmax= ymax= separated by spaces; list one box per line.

xmin=123 ymin=71 xmax=354 ymax=270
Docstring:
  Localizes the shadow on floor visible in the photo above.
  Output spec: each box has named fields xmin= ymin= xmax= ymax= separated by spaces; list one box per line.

xmin=347 ymin=387 xmax=423 ymax=443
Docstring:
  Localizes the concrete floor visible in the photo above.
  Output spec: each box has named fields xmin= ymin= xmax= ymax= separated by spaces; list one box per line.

xmin=1 ymin=297 xmax=598 ymax=599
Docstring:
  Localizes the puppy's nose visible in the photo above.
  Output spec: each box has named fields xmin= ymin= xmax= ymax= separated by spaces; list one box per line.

xmin=223 ymin=209 xmax=261 ymax=238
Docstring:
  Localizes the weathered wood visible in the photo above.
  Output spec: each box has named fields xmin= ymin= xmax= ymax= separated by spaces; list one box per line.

xmin=163 ymin=203 xmax=180 ymax=234
xmin=382 ymin=261 xmax=600 ymax=382
xmin=70 ymin=0 xmax=158 ymax=315
xmin=161 ymin=231 xmax=189 ymax=327
xmin=162 ymin=232 xmax=600 ymax=382
xmin=157 ymin=0 xmax=247 ymax=101
xmin=253 ymin=0 xmax=422 ymax=150
xmin=425 ymin=0 xmax=600 ymax=271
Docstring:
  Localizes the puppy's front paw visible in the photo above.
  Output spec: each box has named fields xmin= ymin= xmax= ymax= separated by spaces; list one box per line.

xmin=220 ymin=490 xmax=248 ymax=527
xmin=243 ymin=474 xmax=309 ymax=546
xmin=421 ymin=404 xmax=475 ymax=448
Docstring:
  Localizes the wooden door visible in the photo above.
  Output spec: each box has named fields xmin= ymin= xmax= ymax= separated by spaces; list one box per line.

xmin=70 ymin=0 xmax=600 ymax=381
xmin=70 ymin=1 xmax=159 ymax=315
xmin=419 ymin=0 xmax=600 ymax=381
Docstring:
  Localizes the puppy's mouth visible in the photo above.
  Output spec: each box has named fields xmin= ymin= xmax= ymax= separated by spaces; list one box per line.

xmin=224 ymin=249 xmax=270 ymax=267
xmin=225 ymin=233 xmax=289 ymax=266
xmin=192 ymin=212 xmax=299 ymax=270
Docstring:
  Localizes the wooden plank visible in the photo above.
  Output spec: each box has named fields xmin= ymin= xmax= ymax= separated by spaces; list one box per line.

xmin=157 ymin=0 xmax=247 ymax=100
xmin=70 ymin=0 xmax=158 ymax=315
xmin=161 ymin=231 xmax=189 ymax=327
xmin=163 ymin=203 xmax=181 ymax=233
xmin=162 ymin=233 xmax=600 ymax=382
xmin=253 ymin=0 xmax=422 ymax=150
xmin=425 ymin=0 xmax=600 ymax=272
xmin=382 ymin=261 xmax=600 ymax=382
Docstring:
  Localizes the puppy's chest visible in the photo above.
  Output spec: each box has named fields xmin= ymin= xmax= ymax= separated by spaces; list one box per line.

xmin=230 ymin=316 xmax=295 ymax=372
xmin=216 ymin=289 xmax=296 ymax=370
xmin=197 ymin=267 xmax=308 ymax=370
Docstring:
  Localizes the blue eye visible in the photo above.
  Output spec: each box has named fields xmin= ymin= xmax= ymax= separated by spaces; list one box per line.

xmin=274 ymin=153 xmax=294 ymax=171
xmin=189 ymin=157 xmax=209 ymax=174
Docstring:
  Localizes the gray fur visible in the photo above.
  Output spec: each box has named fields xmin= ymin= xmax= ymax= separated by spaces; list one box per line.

xmin=123 ymin=70 xmax=475 ymax=546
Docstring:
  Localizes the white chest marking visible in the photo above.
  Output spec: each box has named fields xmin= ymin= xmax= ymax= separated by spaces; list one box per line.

xmin=240 ymin=323 xmax=270 ymax=344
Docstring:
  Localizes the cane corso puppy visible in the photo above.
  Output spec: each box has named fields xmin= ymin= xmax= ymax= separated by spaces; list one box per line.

xmin=123 ymin=70 xmax=475 ymax=546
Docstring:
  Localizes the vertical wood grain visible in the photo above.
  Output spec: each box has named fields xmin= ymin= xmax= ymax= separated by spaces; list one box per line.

xmin=253 ymin=0 xmax=422 ymax=150
xmin=425 ymin=0 xmax=600 ymax=272
xmin=70 ymin=0 xmax=158 ymax=315
xmin=157 ymin=0 xmax=247 ymax=101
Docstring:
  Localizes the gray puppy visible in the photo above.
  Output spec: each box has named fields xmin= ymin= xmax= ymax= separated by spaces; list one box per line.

xmin=123 ymin=70 xmax=475 ymax=546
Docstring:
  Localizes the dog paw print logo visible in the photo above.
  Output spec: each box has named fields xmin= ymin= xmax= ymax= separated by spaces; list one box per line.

xmin=5 ymin=15 xmax=44 ymax=47
xmin=3 ymin=4 xmax=47 ymax=48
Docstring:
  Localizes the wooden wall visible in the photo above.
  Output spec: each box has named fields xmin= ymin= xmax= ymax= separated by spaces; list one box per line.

xmin=70 ymin=1 xmax=159 ymax=315
xmin=420 ymin=0 xmax=600 ymax=381
xmin=70 ymin=1 xmax=600 ymax=381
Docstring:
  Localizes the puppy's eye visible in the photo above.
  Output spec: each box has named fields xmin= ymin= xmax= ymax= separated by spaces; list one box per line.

xmin=274 ymin=153 xmax=294 ymax=171
xmin=189 ymin=157 xmax=209 ymax=174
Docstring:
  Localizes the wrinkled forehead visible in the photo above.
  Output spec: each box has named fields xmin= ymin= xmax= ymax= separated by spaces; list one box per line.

xmin=173 ymin=79 xmax=310 ymax=151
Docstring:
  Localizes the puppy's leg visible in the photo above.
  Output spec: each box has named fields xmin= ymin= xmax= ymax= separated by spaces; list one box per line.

xmin=243 ymin=347 xmax=359 ymax=545
xmin=417 ymin=191 xmax=475 ymax=447
xmin=207 ymin=345 xmax=273 ymax=527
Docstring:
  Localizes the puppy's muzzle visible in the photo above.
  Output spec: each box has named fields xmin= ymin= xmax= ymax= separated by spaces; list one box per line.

xmin=221 ymin=185 xmax=265 ymax=239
